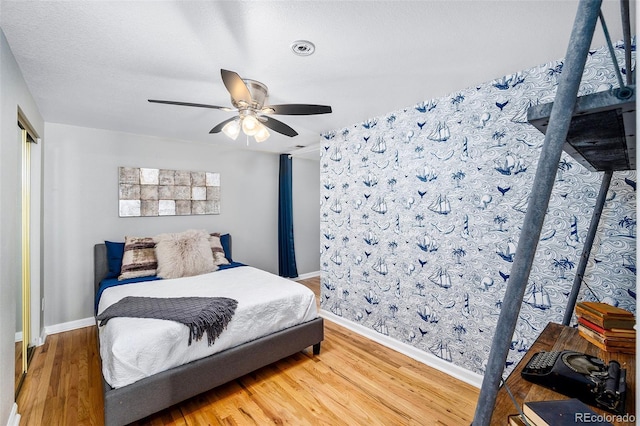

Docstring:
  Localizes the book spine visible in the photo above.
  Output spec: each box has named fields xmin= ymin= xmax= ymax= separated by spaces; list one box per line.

xmin=576 ymin=309 xmax=635 ymax=330
xmin=577 ymin=325 xmax=605 ymax=343
xmin=580 ymin=330 xmax=636 ymax=353
xmin=577 ymin=316 xmax=607 ymax=333
xmin=575 ymin=309 xmax=605 ymax=328
xmin=578 ymin=329 xmax=608 ymax=351
xmin=581 ymin=302 xmax=635 ymax=318
xmin=578 ymin=317 xmax=636 ymax=337
xmin=602 ymin=317 xmax=636 ymax=330
xmin=576 ymin=302 xmax=606 ymax=318
xmin=578 ymin=325 xmax=635 ymax=345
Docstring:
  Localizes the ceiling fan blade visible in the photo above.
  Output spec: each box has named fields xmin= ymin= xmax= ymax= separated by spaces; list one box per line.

xmin=209 ymin=117 xmax=238 ymax=134
xmin=263 ymin=104 xmax=332 ymax=115
xmin=220 ymin=69 xmax=252 ymax=106
xmin=261 ymin=116 xmax=299 ymax=137
xmin=148 ymin=99 xmax=233 ymax=111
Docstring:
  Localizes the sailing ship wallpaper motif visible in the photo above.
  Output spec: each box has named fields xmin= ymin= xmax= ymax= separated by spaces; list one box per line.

xmin=320 ymin=40 xmax=636 ymax=378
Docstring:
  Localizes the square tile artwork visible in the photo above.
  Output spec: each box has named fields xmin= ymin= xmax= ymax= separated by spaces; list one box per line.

xmin=119 ymin=167 xmax=221 ymax=217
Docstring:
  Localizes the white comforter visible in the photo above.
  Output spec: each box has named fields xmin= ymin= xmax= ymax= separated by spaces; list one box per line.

xmin=96 ymin=266 xmax=318 ymax=388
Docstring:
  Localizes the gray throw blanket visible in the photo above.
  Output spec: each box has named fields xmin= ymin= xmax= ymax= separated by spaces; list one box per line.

xmin=96 ymin=296 xmax=238 ymax=346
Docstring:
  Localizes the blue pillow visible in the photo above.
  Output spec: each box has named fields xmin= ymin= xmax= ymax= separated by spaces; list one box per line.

xmin=220 ymin=233 xmax=232 ymax=262
xmin=104 ymin=241 xmax=125 ymax=279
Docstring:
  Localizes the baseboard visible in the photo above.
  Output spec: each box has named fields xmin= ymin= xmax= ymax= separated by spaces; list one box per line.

xmin=6 ymin=403 xmax=20 ymax=426
xmin=294 ymin=270 xmax=320 ymax=281
xmin=37 ymin=329 xmax=47 ymax=346
xmin=44 ymin=317 xmax=95 ymax=336
xmin=319 ymin=310 xmax=483 ymax=389
xmin=15 ymin=330 xmax=46 ymax=347
xmin=41 ymin=309 xmax=483 ymax=389
xmin=16 ymin=330 xmax=46 ymax=346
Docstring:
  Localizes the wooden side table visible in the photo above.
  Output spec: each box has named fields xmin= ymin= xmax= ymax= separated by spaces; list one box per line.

xmin=489 ymin=322 xmax=635 ymax=425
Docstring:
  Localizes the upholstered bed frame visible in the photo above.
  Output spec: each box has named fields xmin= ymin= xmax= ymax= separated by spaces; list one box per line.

xmin=94 ymin=243 xmax=324 ymax=426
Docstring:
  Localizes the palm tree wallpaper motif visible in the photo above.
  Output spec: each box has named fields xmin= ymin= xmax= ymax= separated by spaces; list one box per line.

xmin=454 ymin=324 xmax=467 ymax=341
xmin=552 ymin=257 xmax=576 ymax=280
xmin=451 ymin=93 xmax=465 ymax=112
xmin=452 ymin=170 xmax=466 ymax=187
xmin=453 ymin=248 xmax=466 ymax=265
xmin=320 ymin=40 xmax=636 ymax=376
xmin=618 ymin=216 xmax=636 ymax=237
xmin=494 ymin=215 xmax=508 ymax=232
xmin=557 ymin=158 xmax=573 ymax=181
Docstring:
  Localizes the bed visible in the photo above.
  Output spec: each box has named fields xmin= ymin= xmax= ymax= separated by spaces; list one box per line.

xmin=93 ymin=234 xmax=324 ymax=426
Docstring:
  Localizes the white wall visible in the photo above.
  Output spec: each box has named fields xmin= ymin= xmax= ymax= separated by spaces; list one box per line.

xmin=0 ymin=28 xmax=44 ymax=426
xmin=43 ymin=123 xmax=320 ymax=327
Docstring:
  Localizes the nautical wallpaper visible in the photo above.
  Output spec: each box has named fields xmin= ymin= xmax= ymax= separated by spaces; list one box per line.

xmin=320 ymin=40 xmax=636 ymax=378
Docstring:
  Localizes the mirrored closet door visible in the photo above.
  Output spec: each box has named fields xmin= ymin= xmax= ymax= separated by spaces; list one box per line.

xmin=15 ymin=116 xmax=37 ymax=397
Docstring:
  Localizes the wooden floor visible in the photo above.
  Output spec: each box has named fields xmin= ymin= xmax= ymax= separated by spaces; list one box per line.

xmin=15 ymin=341 xmax=22 ymax=391
xmin=16 ymin=277 xmax=479 ymax=425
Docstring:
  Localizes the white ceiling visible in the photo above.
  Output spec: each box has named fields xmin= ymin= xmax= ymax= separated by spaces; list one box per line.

xmin=0 ymin=1 xmax=635 ymax=157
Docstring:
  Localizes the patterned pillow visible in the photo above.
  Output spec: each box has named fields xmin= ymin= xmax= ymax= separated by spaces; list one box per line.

xmin=118 ymin=236 xmax=157 ymax=280
xmin=154 ymin=229 xmax=217 ymax=279
xmin=209 ymin=233 xmax=230 ymax=266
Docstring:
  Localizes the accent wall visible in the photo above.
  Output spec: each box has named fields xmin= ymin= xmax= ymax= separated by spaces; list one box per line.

xmin=320 ymin=41 xmax=636 ymax=377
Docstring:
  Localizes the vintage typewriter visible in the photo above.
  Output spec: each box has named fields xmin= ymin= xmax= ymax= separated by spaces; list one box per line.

xmin=521 ymin=350 xmax=626 ymax=414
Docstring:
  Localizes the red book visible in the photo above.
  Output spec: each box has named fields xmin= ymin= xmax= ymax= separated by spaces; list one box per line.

xmin=576 ymin=305 xmax=636 ymax=330
xmin=578 ymin=316 xmax=636 ymax=337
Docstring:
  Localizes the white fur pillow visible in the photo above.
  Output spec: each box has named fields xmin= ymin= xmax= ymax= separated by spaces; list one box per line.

xmin=154 ymin=229 xmax=217 ymax=279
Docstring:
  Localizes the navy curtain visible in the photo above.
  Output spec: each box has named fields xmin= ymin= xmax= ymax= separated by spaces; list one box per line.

xmin=278 ymin=154 xmax=298 ymax=278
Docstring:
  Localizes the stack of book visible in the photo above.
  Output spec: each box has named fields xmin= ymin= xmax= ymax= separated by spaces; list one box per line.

xmin=576 ymin=301 xmax=635 ymax=354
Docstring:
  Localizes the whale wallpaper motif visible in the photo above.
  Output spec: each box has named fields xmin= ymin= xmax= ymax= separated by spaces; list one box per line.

xmin=320 ymin=40 xmax=636 ymax=377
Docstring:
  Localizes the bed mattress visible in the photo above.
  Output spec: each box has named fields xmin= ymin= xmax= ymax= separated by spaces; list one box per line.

xmin=96 ymin=265 xmax=318 ymax=388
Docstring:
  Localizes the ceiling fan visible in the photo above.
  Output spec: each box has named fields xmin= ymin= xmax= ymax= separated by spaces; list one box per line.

xmin=148 ymin=69 xmax=332 ymax=143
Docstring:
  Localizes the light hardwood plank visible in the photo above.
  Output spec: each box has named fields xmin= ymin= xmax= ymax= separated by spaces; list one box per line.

xmin=17 ymin=277 xmax=478 ymax=425
xmin=15 ymin=341 xmax=22 ymax=393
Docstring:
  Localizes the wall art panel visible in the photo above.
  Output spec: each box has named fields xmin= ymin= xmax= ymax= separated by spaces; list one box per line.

xmin=320 ymin=40 xmax=636 ymax=379
xmin=118 ymin=167 xmax=221 ymax=217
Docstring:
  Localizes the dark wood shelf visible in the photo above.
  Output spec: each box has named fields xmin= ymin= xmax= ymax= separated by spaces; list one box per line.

xmin=490 ymin=322 xmax=635 ymax=425
xmin=527 ymin=86 xmax=636 ymax=172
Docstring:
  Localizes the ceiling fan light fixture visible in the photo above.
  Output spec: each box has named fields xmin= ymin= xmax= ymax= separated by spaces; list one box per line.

xmin=222 ymin=118 xmax=241 ymax=140
xmin=254 ymin=126 xmax=270 ymax=143
xmin=241 ymin=114 xmax=260 ymax=136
